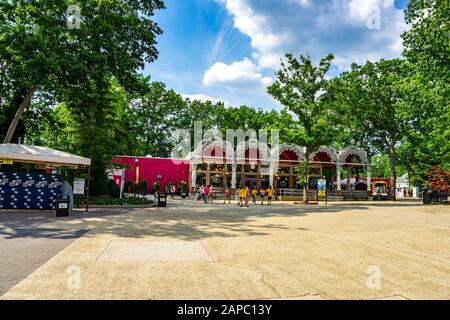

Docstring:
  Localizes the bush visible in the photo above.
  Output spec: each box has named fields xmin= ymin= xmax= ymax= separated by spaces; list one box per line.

xmin=137 ymin=179 xmax=148 ymax=194
xmin=124 ymin=180 xmax=134 ymax=193
xmin=178 ymin=180 xmax=187 ymax=192
xmin=165 ymin=181 xmax=173 ymax=193
xmin=426 ymin=166 xmax=450 ymax=192
xmin=75 ymin=196 xmax=156 ymax=206
xmin=153 ymin=181 xmax=160 ymax=193
xmin=107 ymin=179 xmax=120 ymax=198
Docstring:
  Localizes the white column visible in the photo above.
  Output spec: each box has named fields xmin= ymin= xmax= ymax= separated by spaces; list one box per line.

xmin=367 ymin=165 xmax=371 ymax=192
xmin=231 ymin=165 xmax=237 ymax=189
xmin=336 ymin=164 xmax=342 ymax=191
xmin=191 ymin=165 xmax=196 ymax=188
xmin=269 ymin=166 xmax=274 ymax=188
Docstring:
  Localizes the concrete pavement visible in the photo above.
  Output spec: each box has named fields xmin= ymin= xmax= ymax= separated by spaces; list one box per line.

xmin=1 ymin=200 xmax=449 ymax=299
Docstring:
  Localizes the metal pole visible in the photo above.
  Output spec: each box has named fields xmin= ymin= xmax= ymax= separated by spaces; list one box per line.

xmin=85 ymin=165 xmax=91 ymax=212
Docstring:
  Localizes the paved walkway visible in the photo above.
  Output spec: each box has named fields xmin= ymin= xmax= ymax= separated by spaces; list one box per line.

xmin=1 ymin=201 xmax=449 ymax=299
xmin=0 ymin=209 xmax=121 ymax=295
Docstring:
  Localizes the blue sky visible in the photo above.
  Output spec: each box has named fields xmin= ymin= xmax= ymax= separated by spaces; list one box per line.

xmin=144 ymin=0 xmax=410 ymax=110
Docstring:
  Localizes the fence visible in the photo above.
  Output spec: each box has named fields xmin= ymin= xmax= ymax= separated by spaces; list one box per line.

xmin=422 ymin=192 xmax=449 ymax=205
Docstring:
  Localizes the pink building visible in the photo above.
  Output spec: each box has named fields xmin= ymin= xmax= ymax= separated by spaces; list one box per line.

xmin=114 ymin=156 xmax=190 ymax=193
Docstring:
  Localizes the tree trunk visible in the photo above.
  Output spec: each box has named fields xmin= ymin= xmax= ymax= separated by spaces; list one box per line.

xmin=303 ymin=158 xmax=309 ymax=204
xmin=388 ymin=135 xmax=397 ymax=201
xmin=3 ymin=85 xmax=38 ymax=143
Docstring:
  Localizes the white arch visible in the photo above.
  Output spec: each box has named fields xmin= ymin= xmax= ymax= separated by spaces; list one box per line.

xmin=309 ymin=146 xmax=338 ymax=163
xmin=279 ymin=144 xmax=306 ymax=161
xmin=191 ymin=139 xmax=235 ymax=163
xmin=338 ymin=146 xmax=369 ymax=165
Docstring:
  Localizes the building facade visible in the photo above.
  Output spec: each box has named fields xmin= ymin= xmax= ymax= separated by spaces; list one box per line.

xmin=188 ymin=143 xmax=372 ymax=195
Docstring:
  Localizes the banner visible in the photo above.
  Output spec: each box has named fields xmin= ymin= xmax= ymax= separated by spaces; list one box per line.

xmin=317 ymin=179 xmax=327 ymax=197
xmin=0 ymin=159 xmax=13 ymax=165
xmin=74 ymin=178 xmax=85 ymax=195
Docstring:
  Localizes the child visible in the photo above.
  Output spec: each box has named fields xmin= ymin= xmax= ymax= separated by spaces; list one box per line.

xmin=170 ymin=184 xmax=176 ymax=199
xmin=223 ymin=187 xmax=231 ymax=204
xmin=267 ymin=186 xmax=273 ymax=205
xmin=238 ymin=186 xmax=245 ymax=207
xmin=251 ymin=186 xmax=257 ymax=204
xmin=209 ymin=186 xmax=214 ymax=203
xmin=244 ymin=186 xmax=250 ymax=207
xmin=203 ymin=185 xmax=210 ymax=203
xmin=260 ymin=188 xmax=266 ymax=205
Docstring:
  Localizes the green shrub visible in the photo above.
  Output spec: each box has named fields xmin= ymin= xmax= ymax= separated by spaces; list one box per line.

xmin=137 ymin=179 xmax=148 ymax=194
xmin=124 ymin=180 xmax=134 ymax=193
xmin=152 ymin=181 xmax=160 ymax=193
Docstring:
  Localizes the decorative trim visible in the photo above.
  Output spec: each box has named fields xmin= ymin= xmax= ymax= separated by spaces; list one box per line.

xmin=309 ymin=146 xmax=338 ymax=163
xmin=338 ymin=146 xmax=369 ymax=165
xmin=279 ymin=144 xmax=305 ymax=161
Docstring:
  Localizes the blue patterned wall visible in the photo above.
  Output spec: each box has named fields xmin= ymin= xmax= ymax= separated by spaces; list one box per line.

xmin=0 ymin=171 xmax=62 ymax=210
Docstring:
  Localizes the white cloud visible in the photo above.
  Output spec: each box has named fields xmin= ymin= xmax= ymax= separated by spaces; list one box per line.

xmin=180 ymin=93 xmax=225 ymax=105
xmin=217 ymin=0 xmax=409 ymax=71
xmin=203 ymin=58 xmax=272 ymax=88
xmin=218 ymin=0 xmax=292 ymax=69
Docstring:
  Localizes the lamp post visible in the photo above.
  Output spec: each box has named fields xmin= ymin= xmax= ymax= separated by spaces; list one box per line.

xmin=135 ymin=158 xmax=139 ymax=197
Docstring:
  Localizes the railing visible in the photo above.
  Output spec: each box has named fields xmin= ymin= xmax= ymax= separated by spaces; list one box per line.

xmin=423 ymin=192 xmax=448 ymax=205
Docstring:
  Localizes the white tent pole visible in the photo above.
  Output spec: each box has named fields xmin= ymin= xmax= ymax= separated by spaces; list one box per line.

xmin=85 ymin=165 xmax=91 ymax=212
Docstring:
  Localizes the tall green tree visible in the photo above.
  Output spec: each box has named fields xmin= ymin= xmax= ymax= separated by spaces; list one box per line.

xmin=402 ymin=0 xmax=450 ymax=81
xmin=331 ymin=59 xmax=412 ymax=200
xmin=0 ymin=0 xmax=165 ymax=143
xmin=130 ymin=82 xmax=187 ymax=157
xmin=401 ymin=0 xmax=450 ymax=182
xmin=268 ymin=53 xmax=336 ymax=203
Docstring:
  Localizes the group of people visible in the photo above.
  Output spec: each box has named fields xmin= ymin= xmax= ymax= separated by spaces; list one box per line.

xmin=194 ymin=184 xmax=274 ymax=206
xmin=194 ymin=185 xmax=215 ymax=203
xmin=236 ymin=185 xmax=273 ymax=207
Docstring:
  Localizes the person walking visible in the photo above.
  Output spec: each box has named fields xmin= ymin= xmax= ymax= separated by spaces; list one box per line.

xmin=203 ymin=185 xmax=210 ymax=203
xmin=223 ymin=187 xmax=231 ymax=204
xmin=267 ymin=186 xmax=273 ymax=205
xmin=251 ymin=186 xmax=257 ymax=204
xmin=209 ymin=186 xmax=214 ymax=203
xmin=244 ymin=186 xmax=250 ymax=207
xmin=238 ymin=186 xmax=245 ymax=207
xmin=260 ymin=187 xmax=266 ymax=205
xmin=170 ymin=184 xmax=176 ymax=199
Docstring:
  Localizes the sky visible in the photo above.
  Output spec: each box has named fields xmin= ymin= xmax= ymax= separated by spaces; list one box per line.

xmin=144 ymin=0 xmax=410 ymax=110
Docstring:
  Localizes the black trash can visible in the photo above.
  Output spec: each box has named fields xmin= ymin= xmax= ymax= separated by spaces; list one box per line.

xmin=158 ymin=192 xmax=167 ymax=207
xmin=56 ymin=195 xmax=70 ymax=217
xmin=181 ymin=191 xmax=187 ymax=199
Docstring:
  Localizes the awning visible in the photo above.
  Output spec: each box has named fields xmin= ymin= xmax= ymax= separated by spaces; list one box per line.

xmin=0 ymin=143 xmax=91 ymax=167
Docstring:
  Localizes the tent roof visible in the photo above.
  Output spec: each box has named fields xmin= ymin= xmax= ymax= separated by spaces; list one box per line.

xmin=0 ymin=144 xmax=91 ymax=167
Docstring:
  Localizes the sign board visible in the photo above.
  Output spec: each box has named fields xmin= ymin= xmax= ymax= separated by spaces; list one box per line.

xmin=73 ymin=178 xmax=86 ymax=195
xmin=58 ymin=202 xmax=68 ymax=209
xmin=317 ymin=179 xmax=327 ymax=197
xmin=0 ymin=159 xmax=13 ymax=165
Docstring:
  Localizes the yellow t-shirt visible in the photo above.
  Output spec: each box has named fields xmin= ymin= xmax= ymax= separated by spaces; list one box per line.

xmin=261 ymin=189 xmax=266 ymax=196
xmin=252 ymin=189 xmax=257 ymax=196
xmin=267 ymin=189 xmax=273 ymax=197
xmin=239 ymin=189 xmax=245 ymax=198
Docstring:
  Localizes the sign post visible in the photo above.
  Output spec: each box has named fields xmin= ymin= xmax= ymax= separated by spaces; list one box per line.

xmin=73 ymin=178 xmax=85 ymax=195
xmin=317 ymin=178 xmax=327 ymax=205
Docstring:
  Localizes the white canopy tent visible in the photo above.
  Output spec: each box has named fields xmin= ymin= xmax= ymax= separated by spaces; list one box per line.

xmin=0 ymin=143 xmax=91 ymax=211
xmin=0 ymin=143 xmax=91 ymax=167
